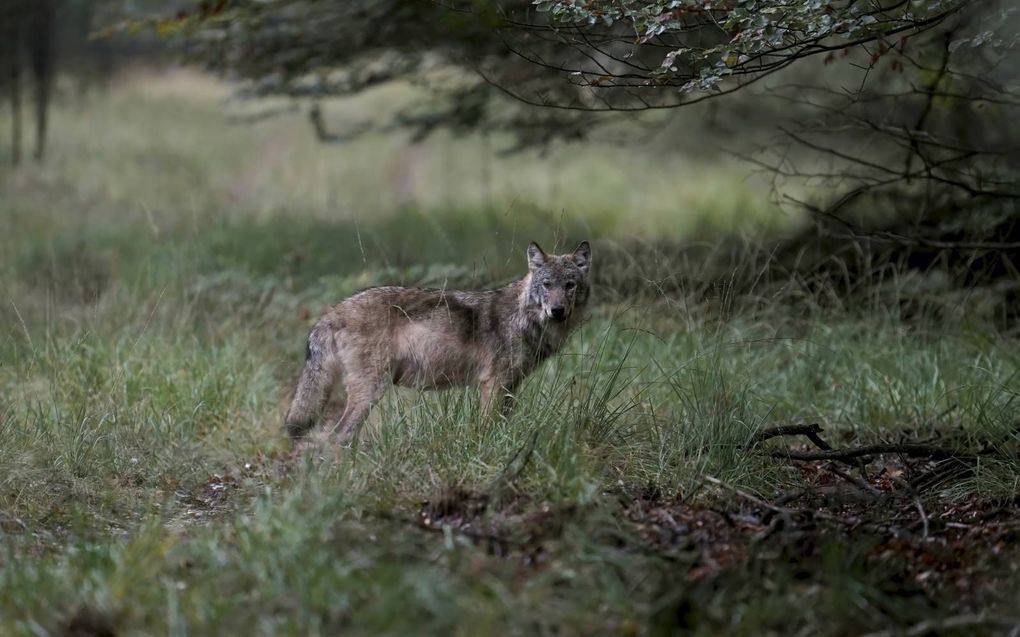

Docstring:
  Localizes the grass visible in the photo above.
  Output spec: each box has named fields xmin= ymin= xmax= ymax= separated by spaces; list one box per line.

xmin=1 ymin=68 xmax=1018 ymax=635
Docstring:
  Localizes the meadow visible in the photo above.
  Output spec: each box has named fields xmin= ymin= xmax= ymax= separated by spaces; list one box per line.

xmin=1 ymin=69 xmax=1018 ymax=636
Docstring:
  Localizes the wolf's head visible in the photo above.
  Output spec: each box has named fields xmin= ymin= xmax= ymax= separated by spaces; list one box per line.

xmin=525 ymin=241 xmax=592 ymax=323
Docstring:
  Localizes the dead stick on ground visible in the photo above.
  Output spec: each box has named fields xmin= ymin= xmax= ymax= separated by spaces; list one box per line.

xmin=823 ymin=462 xmax=881 ymax=497
xmin=915 ymin=499 xmax=929 ymax=540
xmin=752 ymin=423 xmax=833 ymax=451
xmin=768 ymin=443 xmax=973 ymax=462
xmin=703 ymin=476 xmax=794 ymax=527
xmin=755 ymin=424 xmax=978 ymax=463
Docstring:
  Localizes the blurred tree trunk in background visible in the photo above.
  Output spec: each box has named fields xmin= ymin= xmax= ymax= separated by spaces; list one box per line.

xmin=28 ymin=0 xmax=54 ymax=161
xmin=0 ymin=0 xmax=53 ymax=165
xmin=0 ymin=15 xmax=23 ymax=166
xmin=0 ymin=0 xmax=165 ymax=165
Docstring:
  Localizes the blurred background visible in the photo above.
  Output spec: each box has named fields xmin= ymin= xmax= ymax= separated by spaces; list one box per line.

xmin=2 ymin=0 xmax=1017 ymax=319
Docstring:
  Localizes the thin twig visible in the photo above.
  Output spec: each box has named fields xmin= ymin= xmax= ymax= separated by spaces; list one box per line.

xmin=703 ymin=476 xmax=793 ymax=527
xmin=915 ymin=499 xmax=929 ymax=540
xmin=824 ymin=463 xmax=881 ymax=498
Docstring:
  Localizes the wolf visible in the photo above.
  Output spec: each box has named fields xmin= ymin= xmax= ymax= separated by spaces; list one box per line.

xmin=284 ymin=241 xmax=592 ymax=444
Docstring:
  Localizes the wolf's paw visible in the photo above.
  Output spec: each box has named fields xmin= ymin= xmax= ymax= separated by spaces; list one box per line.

xmin=293 ymin=430 xmax=355 ymax=459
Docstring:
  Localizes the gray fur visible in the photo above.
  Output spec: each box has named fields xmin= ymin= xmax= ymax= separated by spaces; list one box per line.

xmin=284 ymin=241 xmax=592 ymax=444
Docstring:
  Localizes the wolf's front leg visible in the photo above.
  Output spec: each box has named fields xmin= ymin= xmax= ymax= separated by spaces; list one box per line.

xmin=319 ymin=373 xmax=387 ymax=446
xmin=480 ymin=377 xmax=518 ymax=421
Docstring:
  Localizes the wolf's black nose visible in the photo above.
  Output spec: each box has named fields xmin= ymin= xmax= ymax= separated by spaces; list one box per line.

xmin=550 ymin=307 xmax=566 ymax=320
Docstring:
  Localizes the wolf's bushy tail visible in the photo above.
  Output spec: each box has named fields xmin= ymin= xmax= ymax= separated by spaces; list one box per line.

xmin=284 ymin=322 xmax=339 ymax=439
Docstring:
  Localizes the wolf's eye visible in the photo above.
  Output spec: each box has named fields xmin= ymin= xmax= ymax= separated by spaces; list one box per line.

xmin=542 ymin=281 xmax=552 ymax=288
xmin=565 ymin=282 xmax=576 ymax=291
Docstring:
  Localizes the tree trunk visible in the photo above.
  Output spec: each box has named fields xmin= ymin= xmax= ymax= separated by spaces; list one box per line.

xmin=10 ymin=42 xmax=22 ymax=167
xmin=29 ymin=0 xmax=53 ymax=161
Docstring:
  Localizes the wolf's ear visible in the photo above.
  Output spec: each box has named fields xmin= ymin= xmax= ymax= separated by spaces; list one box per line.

xmin=527 ymin=242 xmax=547 ymax=271
xmin=572 ymin=241 xmax=591 ymax=273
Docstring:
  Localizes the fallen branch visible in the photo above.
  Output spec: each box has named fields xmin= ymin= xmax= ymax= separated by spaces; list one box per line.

xmin=755 ymin=424 xmax=977 ymax=463
xmin=823 ymin=463 xmax=881 ymax=497
xmin=704 ymin=475 xmax=794 ymax=529
xmin=768 ymin=443 xmax=973 ymax=463
xmin=752 ymin=423 xmax=833 ymax=451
